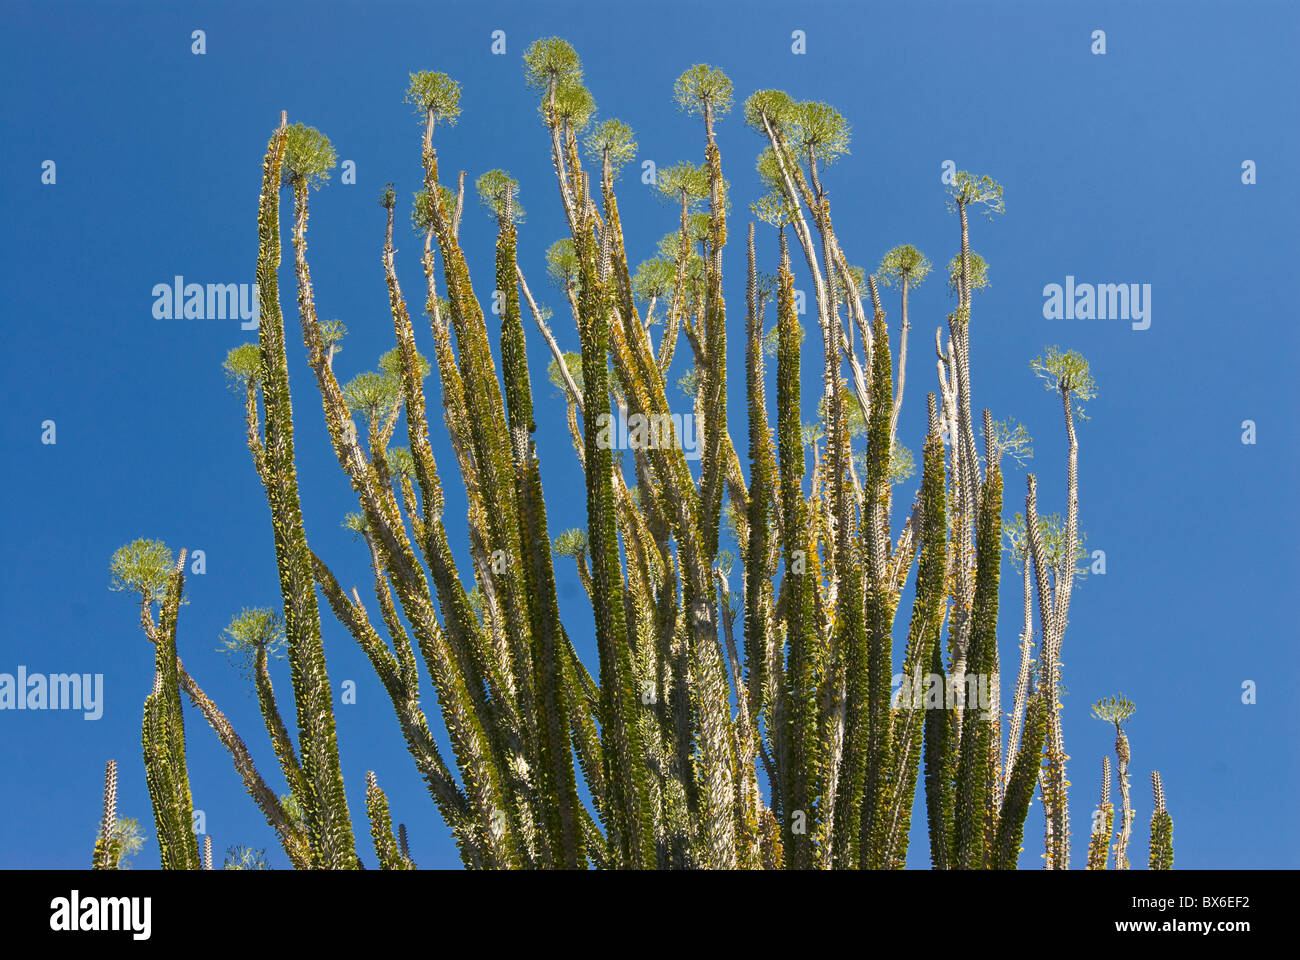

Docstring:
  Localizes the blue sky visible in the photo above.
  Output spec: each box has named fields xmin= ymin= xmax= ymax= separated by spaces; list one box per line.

xmin=1 ymin=0 xmax=1296 ymax=869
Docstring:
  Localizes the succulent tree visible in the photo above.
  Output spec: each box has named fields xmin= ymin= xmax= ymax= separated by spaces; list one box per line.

xmin=91 ymin=759 xmax=119 ymax=870
xmin=90 ymin=760 xmax=144 ymax=870
xmin=255 ymin=114 xmax=359 ymax=869
xmin=1093 ymin=694 xmax=1137 ymax=869
xmin=112 ymin=540 xmax=200 ymax=870
xmin=1086 ymin=755 xmax=1115 ymax=870
xmin=97 ymin=38 xmax=1175 ymax=872
xmin=1023 ymin=347 xmax=1096 ymax=868
xmin=365 ymin=771 xmax=418 ymax=869
xmin=1148 ymin=770 xmax=1174 ymax=870
xmin=109 ymin=539 xmax=313 ymax=868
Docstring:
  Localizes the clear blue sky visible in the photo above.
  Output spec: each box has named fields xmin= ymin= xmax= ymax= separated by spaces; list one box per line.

xmin=1 ymin=0 xmax=1296 ymax=869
